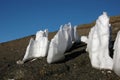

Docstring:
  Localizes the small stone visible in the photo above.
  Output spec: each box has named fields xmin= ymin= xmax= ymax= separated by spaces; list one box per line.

xmin=8 ymin=79 xmax=14 ymax=80
xmin=101 ymin=70 xmax=105 ymax=74
xmin=107 ymin=71 xmax=112 ymax=74
xmin=16 ymin=60 xmax=24 ymax=64
xmin=30 ymin=58 xmax=37 ymax=62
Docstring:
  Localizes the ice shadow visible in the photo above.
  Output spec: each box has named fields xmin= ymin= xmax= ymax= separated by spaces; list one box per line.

xmin=64 ymin=49 xmax=86 ymax=62
xmin=109 ymin=40 xmax=115 ymax=58
xmin=65 ymin=42 xmax=86 ymax=53
xmin=55 ymin=42 xmax=87 ymax=63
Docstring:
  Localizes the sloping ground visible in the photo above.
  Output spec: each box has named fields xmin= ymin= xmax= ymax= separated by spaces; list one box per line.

xmin=0 ymin=16 xmax=120 ymax=80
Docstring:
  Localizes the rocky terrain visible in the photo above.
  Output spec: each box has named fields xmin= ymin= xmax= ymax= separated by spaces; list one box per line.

xmin=0 ymin=16 xmax=120 ymax=80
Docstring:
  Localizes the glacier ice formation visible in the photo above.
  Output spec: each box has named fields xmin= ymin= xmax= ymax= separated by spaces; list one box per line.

xmin=81 ymin=12 xmax=113 ymax=70
xmin=113 ymin=31 xmax=120 ymax=77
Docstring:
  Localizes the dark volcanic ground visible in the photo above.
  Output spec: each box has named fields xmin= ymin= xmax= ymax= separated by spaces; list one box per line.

xmin=0 ymin=16 xmax=120 ymax=80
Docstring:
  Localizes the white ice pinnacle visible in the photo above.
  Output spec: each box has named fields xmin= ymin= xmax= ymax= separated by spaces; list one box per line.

xmin=22 ymin=29 xmax=49 ymax=62
xmin=81 ymin=12 xmax=113 ymax=70
xmin=113 ymin=31 xmax=120 ymax=77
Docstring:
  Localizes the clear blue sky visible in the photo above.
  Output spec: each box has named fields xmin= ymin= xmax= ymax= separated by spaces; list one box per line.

xmin=0 ymin=0 xmax=120 ymax=43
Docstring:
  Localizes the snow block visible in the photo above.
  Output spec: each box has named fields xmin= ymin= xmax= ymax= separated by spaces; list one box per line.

xmin=81 ymin=36 xmax=88 ymax=44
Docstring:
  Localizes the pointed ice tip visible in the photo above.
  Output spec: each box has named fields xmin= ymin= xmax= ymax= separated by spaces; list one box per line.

xmin=103 ymin=12 xmax=107 ymax=15
xmin=44 ymin=29 xmax=48 ymax=32
xmin=74 ymin=25 xmax=77 ymax=28
xmin=102 ymin=12 xmax=108 ymax=17
xmin=60 ymin=25 xmax=63 ymax=30
xmin=68 ymin=22 xmax=71 ymax=26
